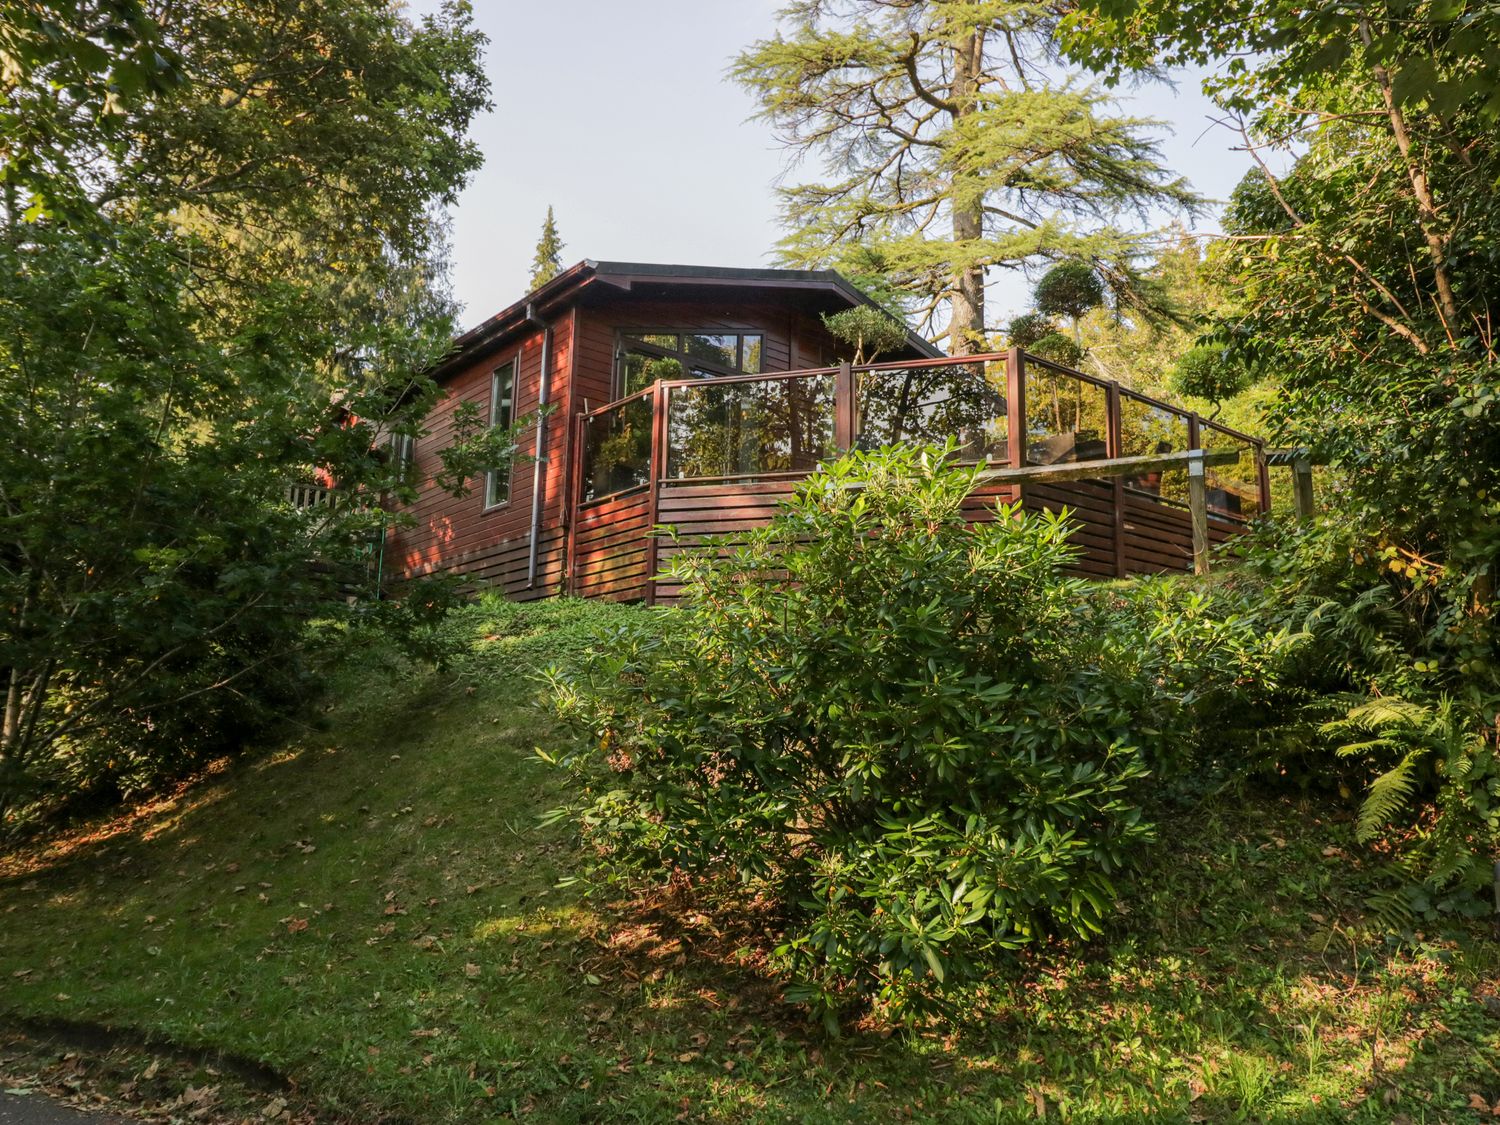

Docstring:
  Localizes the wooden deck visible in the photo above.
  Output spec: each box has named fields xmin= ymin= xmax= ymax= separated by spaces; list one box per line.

xmin=566 ymin=350 xmax=1268 ymax=604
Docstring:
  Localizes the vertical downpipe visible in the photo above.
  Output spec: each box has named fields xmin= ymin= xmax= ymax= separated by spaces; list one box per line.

xmin=525 ymin=303 xmax=551 ymax=589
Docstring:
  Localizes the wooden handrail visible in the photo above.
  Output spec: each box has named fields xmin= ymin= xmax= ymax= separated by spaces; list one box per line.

xmin=975 ymin=447 xmax=1240 ymax=487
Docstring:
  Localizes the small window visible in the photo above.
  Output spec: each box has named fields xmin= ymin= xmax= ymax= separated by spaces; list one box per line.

xmin=485 ymin=359 xmax=516 ymax=508
xmin=624 ymin=332 xmax=679 ymax=351
xmin=683 ymin=333 xmax=738 ymax=367
xmin=388 ymin=431 xmax=415 ymax=474
xmin=740 ymin=335 xmax=763 ymax=374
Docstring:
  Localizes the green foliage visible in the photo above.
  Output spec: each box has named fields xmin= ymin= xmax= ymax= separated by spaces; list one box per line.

xmin=819 ymin=306 xmax=910 ymax=364
xmin=1063 ymin=0 xmax=1500 ymax=910
xmin=1170 ymin=344 xmax=1253 ymax=417
xmin=0 ymin=0 xmax=491 ymax=830
xmin=1033 ymin=261 xmax=1106 ymax=321
xmin=1222 ymin=517 xmax=1500 ymax=910
xmin=3 ymin=598 xmax=1496 ymax=1121
xmin=1028 ymin=332 xmax=1086 ymax=368
xmin=732 ymin=0 xmax=1201 ymax=349
xmin=542 ymin=446 xmax=1179 ymax=1025
xmin=1325 ymin=696 xmax=1500 ymax=902
xmin=1004 ymin=312 xmax=1058 ymax=350
xmin=528 ymin=205 xmax=564 ymax=290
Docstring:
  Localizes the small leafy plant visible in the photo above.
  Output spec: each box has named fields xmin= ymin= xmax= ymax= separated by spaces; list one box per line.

xmin=541 ymin=446 xmax=1163 ymax=1026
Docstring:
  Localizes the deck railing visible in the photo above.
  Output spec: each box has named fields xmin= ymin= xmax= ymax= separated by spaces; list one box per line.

xmin=567 ymin=352 xmax=1272 ymax=603
xmin=574 ymin=349 xmax=1267 ymax=516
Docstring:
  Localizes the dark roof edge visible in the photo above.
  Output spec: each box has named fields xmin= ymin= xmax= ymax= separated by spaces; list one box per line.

xmin=430 ymin=260 xmax=941 ymax=379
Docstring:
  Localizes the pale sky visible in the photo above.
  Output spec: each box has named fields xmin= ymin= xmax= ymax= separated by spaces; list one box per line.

xmin=407 ymin=0 xmax=1259 ymax=333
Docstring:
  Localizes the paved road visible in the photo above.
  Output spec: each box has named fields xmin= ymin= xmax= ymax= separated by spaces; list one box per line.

xmin=0 ymin=1093 xmax=129 ymax=1124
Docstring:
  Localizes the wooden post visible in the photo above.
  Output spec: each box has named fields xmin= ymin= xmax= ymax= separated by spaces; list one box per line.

xmin=1187 ymin=451 xmax=1210 ymax=576
xmin=644 ymin=383 xmax=668 ymax=606
xmin=1292 ymin=455 xmax=1314 ymax=519
xmin=1005 ymin=347 xmax=1026 ymax=470
xmin=1106 ymin=381 xmax=1126 ymax=578
xmin=834 ymin=361 xmax=855 ymax=451
xmin=1257 ymin=447 xmax=1272 ymax=515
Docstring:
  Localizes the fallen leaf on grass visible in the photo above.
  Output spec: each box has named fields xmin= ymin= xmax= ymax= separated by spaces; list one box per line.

xmin=464 ymin=962 xmax=481 ymax=978
xmin=285 ymin=918 xmax=309 ymax=934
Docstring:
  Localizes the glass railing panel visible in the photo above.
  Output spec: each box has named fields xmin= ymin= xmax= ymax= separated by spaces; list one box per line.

xmin=1119 ymin=392 xmax=1192 ymax=504
xmin=855 ymin=359 xmax=1008 ymax=462
xmin=1023 ymin=363 xmax=1109 ymax=466
xmin=666 ymin=373 xmax=835 ymax=480
xmin=1201 ymin=424 xmax=1260 ymax=520
xmin=580 ymin=392 xmax=654 ymax=503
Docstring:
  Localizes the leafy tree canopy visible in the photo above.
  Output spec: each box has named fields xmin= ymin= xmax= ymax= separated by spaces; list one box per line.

xmin=733 ymin=0 xmax=1202 ymax=354
xmin=0 ymin=0 xmax=493 ymax=828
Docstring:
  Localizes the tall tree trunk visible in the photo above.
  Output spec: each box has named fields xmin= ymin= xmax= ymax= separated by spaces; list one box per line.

xmin=948 ymin=24 xmax=985 ymax=357
xmin=1359 ymin=20 xmax=1460 ymax=330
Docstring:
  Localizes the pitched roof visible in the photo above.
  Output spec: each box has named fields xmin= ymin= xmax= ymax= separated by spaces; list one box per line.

xmin=431 ymin=259 xmax=941 ymax=378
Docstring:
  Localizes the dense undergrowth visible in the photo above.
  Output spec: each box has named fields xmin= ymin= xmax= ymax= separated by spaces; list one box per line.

xmin=542 ymin=447 xmax=1500 ymax=1030
xmin=0 ymin=595 xmax=1496 ymax=1123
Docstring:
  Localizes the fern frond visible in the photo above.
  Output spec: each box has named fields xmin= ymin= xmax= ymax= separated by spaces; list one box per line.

xmin=1342 ymin=697 xmax=1430 ymax=730
xmin=1356 ymin=750 xmax=1424 ymax=842
xmin=1334 ymin=738 xmax=1401 ymax=758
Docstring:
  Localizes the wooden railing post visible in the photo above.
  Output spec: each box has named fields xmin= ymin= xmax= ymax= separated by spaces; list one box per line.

xmin=1187 ymin=450 xmax=1210 ymax=576
xmin=1292 ymin=454 xmax=1315 ymax=519
xmin=644 ymin=382 xmax=668 ymax=606
xmin=1005 ymin=347 xmax=1026 ymax=469
xmin=1257 ymin=446 xmax=1273 ymax=515
xmin=834 ymin=361 xmax=855 ymax=451
xmin=1106 ymin=381 xmax=1126 ymax=577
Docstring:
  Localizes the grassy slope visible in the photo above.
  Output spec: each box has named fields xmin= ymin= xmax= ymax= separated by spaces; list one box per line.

xmin=1 ymin=598 xmax=1497 ymax=1124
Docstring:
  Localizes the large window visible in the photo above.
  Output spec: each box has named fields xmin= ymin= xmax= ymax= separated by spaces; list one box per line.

xmin=617 ymin=330 xmax=764 ymax=396
xmin=485 ymin=359 xmax=516 ymax=509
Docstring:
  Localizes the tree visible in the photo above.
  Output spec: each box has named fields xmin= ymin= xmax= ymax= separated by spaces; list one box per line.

xmin=821 ymin=306 xmax=910 ymax=364
xmin=1170 ymin=344 xmax=1250 ymax=420
xmin=732 ymin=0 xmax=1202 ymax=354
xmin=0 ymin=0 xmax=493 ymax=828
xmin=529 ymin=205 xmax=564 ymax=290
xmin=1064 ymin=0 xmax=1500 ymax=646
xmin=1034 ymin=261 xmax=1106 ymax=342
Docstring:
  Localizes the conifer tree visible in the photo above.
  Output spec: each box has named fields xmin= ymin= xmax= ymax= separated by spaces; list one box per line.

xmin=529 ymin=206 xmax=564 ymax=289
xmin=733 ymin=1 xmax=1201 ymax=354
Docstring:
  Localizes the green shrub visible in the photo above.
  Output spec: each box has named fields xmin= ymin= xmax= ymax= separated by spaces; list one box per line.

xmin=541 ymin=446 xmax=1165 ymax=1026
xmin=1228 ymin=517 xmax=1500 ymax=915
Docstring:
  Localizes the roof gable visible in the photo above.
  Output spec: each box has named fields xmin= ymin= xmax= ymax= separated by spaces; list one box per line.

xmin=432 ymin=260 xmax=941 ymax=378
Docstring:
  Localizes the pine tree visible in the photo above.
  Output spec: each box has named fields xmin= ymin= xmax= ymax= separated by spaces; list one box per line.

xmin=732 ymin=1 xmax=1201 ymax=354
xmin=529 ymin=206 xmax=564 ymax=290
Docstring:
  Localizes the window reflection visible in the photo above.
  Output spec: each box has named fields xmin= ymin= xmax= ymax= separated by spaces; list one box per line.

xmin=616 ymin=329 xmax=767 ymax=396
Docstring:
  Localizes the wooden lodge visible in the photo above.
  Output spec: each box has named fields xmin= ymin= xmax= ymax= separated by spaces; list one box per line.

xmin=388 ymin=260 xmax=1268 ymax=603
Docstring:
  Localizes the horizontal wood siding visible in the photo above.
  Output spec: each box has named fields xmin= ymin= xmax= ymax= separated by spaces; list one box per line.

xmin=389 ymin=312 xmax=574 ymax=599
xmin=572 ymin=489 xmax=653 ymax=602
xmin=1020 ymin=480 xmax=1245 ymax=576
xmin=649 ymin=475 xmax=1023 ymax=603
xmin=1121 ymin=491 xmax=1241 ymax=575
xmin=1019 ymin=479 xmax=1121 ymax=578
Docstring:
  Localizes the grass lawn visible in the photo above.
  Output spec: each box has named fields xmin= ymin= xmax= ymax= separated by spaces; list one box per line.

xmin=1 ymin=598 xmax=1498 ymax=1123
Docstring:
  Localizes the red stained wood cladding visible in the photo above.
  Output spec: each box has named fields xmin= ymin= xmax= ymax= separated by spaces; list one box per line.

xmin=388 ymin=267 xmax=1266 ymax=604
xmin=390 ymin=278 xmax=862 ymax=598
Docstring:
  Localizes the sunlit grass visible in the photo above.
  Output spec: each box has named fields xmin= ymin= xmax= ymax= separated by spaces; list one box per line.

xmin=0 ymin=597 xmax=1496 ymax=1122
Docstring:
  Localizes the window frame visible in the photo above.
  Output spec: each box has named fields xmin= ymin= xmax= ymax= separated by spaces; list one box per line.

xmin=484 ymin=358 xmax=517 ymax=511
